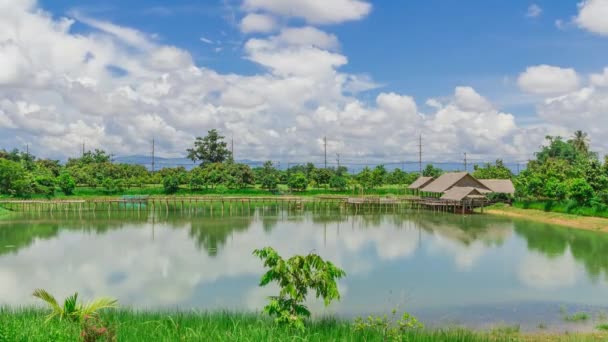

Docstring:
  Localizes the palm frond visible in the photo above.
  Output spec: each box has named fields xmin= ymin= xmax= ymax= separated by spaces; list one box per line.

xmin=32 ymin=289 xmax=61 ymax=311
xmin=80 ymin=297 xmax=119 ymax=317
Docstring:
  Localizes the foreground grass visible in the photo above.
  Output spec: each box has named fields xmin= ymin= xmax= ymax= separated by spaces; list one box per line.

xmin=482 ymin=203 xmax=608 ymax=232
xmin=1 ymin=308 xmax=607 ymax=342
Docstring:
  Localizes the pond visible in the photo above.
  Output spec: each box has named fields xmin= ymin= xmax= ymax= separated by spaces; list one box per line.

xmin=1 ymin=209 xmax=607 ymax=332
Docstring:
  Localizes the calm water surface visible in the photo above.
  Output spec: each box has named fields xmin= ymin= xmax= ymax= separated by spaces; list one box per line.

xmin=1 ymin=210 xmax=607 ymax=332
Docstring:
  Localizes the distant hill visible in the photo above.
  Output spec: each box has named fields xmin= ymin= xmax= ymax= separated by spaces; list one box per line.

xmin=113 ymin=155 xmax=525 ymax=174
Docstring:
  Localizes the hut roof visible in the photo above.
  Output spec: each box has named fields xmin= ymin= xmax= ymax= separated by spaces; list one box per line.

xmin=420 ymin=172 xmax=490 ymax=193
xmin=407 ymin=176 xmax=434 ymax=190
xmin=479 ymin=179 xmax=515 ymax=194
xmin=441 ymin=187 xmax=487 ymax=201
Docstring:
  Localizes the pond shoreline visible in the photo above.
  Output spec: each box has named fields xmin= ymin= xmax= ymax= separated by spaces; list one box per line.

xmin=2 ymin=308 xmax=607 ymax=341
xmin=483 ymin=205 xmax=608 ymax=233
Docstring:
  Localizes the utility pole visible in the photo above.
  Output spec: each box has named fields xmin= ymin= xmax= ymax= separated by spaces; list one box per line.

xmin=231 ymin=136 xmax=234 ymax=160
xmin=336 ymin=153 xmax=340 ymax=169
xmin=82 ymin=142 xmax=85 ymax=157
xmin=324 ymin=136 xmax=327 ymax=169
xmin=418 ymin=134 xmax=423 ymax=175
xmin=151 ymin=138 xmax=155 ymax=173
xmin=26 ymin=144 xmax=29 ymax=155
xmin=464 ymin=152 xmax=468 ymax=172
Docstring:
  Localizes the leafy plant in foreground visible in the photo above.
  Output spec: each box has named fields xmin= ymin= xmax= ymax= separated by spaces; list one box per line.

xmin=32 ymin=289 xmax=118 ymax=323
xmin=253 ymin=247 xmax=346 ymax=331
xmin=353 ymin=309 xmax=424 ymax=341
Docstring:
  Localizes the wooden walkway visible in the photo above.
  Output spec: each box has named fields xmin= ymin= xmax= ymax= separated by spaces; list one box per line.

xmin=0 ymin=196 xmax=488 ymax=214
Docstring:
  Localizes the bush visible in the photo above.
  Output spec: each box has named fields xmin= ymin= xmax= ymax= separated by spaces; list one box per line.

xmin=253 ymin=247 xmax=346 ymax=331
xmin=163 ymin=176 xmax=180 ymax=194
xmin=568 ymin=178 xmax=594 ymax=206
xmin=288 ymin=172 xmax=308 ymax=192
xmin=329 ymin=175 xmax=347 ymax=191
xmin=57 ymin=172 xmax=75 ymax=195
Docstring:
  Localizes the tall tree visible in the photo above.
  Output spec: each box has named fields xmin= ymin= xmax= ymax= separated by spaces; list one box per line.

xmin=187 ymin=129 xmax=233 ymax=166
xmin=569 ymin=130 xmax=590 ymax=156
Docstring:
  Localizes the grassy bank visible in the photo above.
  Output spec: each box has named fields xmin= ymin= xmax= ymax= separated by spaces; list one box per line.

xmin=482 ymin=204 xmax=608 ymax=232
xmin=1 ymin=308 xmax=606 ymax=342
xmin=514 ymin=201 xmax=608 ymax=219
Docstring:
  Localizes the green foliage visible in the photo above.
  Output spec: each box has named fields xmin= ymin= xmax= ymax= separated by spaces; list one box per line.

xmin=329 ymin=175 xmax=347 ymax=191
xmin=102 ymin=178 xmax=125 ymax=194
xmin=187 ymin=129 xmax=233 ymax=166
xmin=253 ymin=247 xmax=346 ymax=331
xmin=163 ymin=176 xmax=181 ymax=194
xmin=422 ymin=164 xmax=442 ymax=178
xmin=57 ymin=172 xmax=75 ymax=195
xmin=259 ymin=161 xmax=280 ymax=191
xmin=563 ymin=312 xmax=590 ymax=322
xmin=32 ymin=289 xmax=118 ymax=323
xmin=353 ymin=310 xmax=424 ymax=341
xmin=288 ymin=172 xmax=308 ymax=192
xmin=472 ymin=160 xmax=513 ymax=179
xmin=568 ymin=178 xmax=594 ymax=206
xmin=310 ymin=168 xmax=333 ymax=187
xmin=0 ymin=158 xmax=27 ymax=196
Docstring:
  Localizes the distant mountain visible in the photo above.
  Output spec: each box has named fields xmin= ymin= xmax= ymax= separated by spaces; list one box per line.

xmin=113 ymin=156 xmax=525 ymax=174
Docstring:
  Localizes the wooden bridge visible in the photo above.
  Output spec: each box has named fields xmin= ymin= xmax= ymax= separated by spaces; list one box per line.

xmin=0 ymin=196 xmax=488 ymax=215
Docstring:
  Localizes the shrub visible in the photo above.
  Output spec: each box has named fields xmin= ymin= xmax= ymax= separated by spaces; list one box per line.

xmin=57 ymin=172 xmax=76 ymax=195
xmin=253 ymin=247 xmax=346 ymax=331
xmin=329 ymin=175 xmax=347 ymax=191
xmin=163 ymin=175 xmax=180 ymax=194
xmin=288 ymin=172 xmax=308 ymax=192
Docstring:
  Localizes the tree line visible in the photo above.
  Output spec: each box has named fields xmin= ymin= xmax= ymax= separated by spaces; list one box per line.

xmin=0 ymin=129 xmax=605 ymax=209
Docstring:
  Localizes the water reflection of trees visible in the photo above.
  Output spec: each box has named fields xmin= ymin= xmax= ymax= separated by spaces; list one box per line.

xmin=514 ymin=221 xmax=608 ymax=281
xmin=187 ymin=216 xmax=254 ymax=256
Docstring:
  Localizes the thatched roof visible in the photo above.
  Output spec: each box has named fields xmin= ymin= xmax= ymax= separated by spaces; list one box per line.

xmin=441 ymin=187 xmax=487 ymax=201
xmin=479 ymin=179 xmax=515 ymax=194
xmin=407 ymin=176 xmax=434 ymax=190
xmin=420 ymin=172 xmax=490 ymax=193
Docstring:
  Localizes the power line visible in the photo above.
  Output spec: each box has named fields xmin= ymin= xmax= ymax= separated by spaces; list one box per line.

xmin=323 ymin=136 xmax=327 ymax=169
xmin=418 ymin=134 xmax=423 ymax=174
xmin=464 ymin=152 xmax=467 ymax=172
xmin=151 ymin=138 xmax=155 ymax=173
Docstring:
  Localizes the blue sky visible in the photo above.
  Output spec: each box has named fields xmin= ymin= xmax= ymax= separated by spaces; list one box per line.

xmin=2 ymin=0 xmax=608 ymax=162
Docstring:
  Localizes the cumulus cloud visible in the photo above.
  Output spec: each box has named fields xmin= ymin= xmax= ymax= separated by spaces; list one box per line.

xmin=239 ymin=13 xmax=277 ymax=33
xmin=590 ymin=67 xmax=608 ymax=87
xmin=517 ymin=65 xmax=580 ymax=95
xmin=242 ymin=0 xmax=372 ymax=24
xmin=0 ymin=0 xmax=552 ymax=161
xmin=575 ymin=0 xmax=608 ymax=36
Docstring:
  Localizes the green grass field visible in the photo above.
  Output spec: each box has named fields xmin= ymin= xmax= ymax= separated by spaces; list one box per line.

xmin=2 ymin=308 xmax=606 ymax=342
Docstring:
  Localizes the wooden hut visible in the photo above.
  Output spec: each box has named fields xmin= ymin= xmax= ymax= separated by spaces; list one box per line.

xmin=420 ymin=172 xmax=491 ymax=197
xmin=478 ymin=179 xmax=515 ymax=195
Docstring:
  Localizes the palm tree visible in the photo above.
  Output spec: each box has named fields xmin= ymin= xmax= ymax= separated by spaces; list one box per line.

xmin=570 ymin=130 xmax=590 ymax=156
xmin=33 ymin=289 xmax=118 ymax=323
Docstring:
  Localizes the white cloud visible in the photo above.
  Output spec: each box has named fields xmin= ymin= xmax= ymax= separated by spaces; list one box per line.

xmin=590 ymin=67 xmax=608 ymax=87
xmin=575 ymin=0 xmax=608 ymax=35
xmin=242 ymin=0 xmax=371 ymax=24
xmin=275 ymin=26 xmax=339 ymax=50
xmin=239 ymin=13 xmax=277 ymax=33
xmin=71 ymin=12 xmax=155 ymax=50
xmin=200 ymin=37 xmax=214 ymax=44
xmin=0 ymin=0 xmax=556 ymax=161
xmin=526 ymin=4 xmax=542 ymax=18
xmin=518 ymin=65 xmax=580 ymax=95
